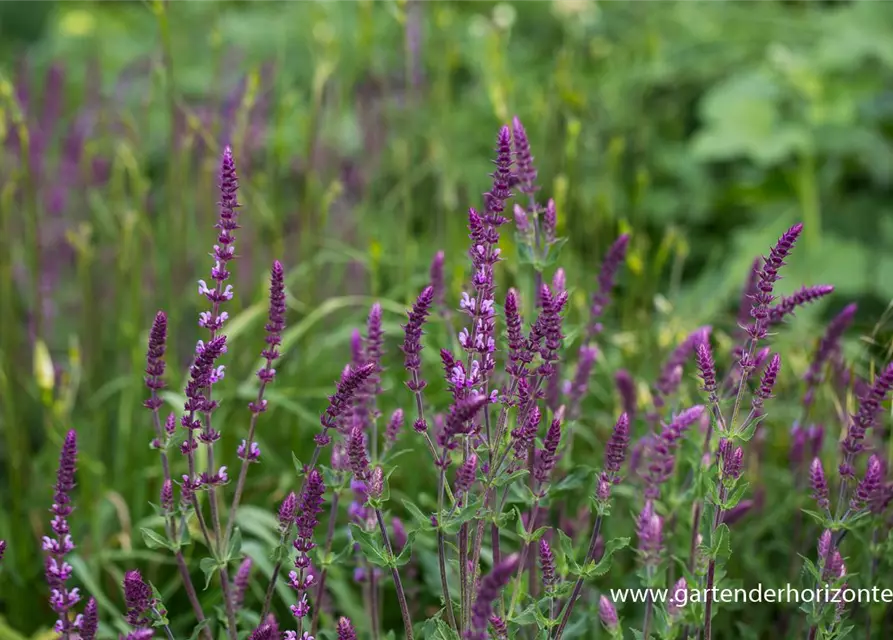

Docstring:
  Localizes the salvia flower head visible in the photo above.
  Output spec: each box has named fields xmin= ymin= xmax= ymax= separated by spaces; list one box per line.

xmin=278 ymin=492 xmax=297 ymax=531
xmin=513 ymin=204 xmax=529 ymax=233
xmin=455 ymin=453 xmax=478 ymax=499
xmin=123 ymin=569 xmax=153 ymax=627
xmin=604 ymin=412 xmax=630 ymax=482
xmin=803 ymin=303 xmax=857 ymax=408
xmin=348 ymin=426 xmax=370 ymax=482
xmin=668 ymin=577 xmax=688 ymax=616
xmin=511 ymin=116 xmax=538 ymax=193
xmin=543 ymin=198 xmax=557 ymax=244
xmin=0 ymin=540 xmax=5 ymax=563
xmin=748 ymin=222 xmax=804 ymax=340
xmin=818 ymin=530 xmax=832 ymax=560
xmin=841 ymin=361 xmax=893 ymax=473
xmin=598 ymin=595 xmax=619 ymax=631
xmin=318 ymin=363 xmax=375 ymax=445
xmin=614 ymin=369 xmax=637 ymax=419
xmin=336 ymin=617 xmax=357 ymax=640
xmin=752 ymin=353 xmax=781 ymax=409
xmin=636 ymin=500 xmax=664 ymax=565
xmin=645 ymin=406 xmax=704 ymax=498
xmin=466 ymin=553 xmax=520 ymax=640
xmin=385 ymin=408 xmax=404 ymax=449
xmin=851 ymin=455 xmax=883 ymax=511
xmin=534 ymin=413 xmax=563 ymax=485
xmin=539 ymin=538 xmax=556 ymax=591
xmin=695 ymin=342 xmax=717 ymax=394
xmin=568 ymin=346 xmax=598 ymax=418
xmin=256 ymin=260 xmax=286 ymax=386
xmin=197 ymin=146 xmax=241 ymax=331
xmin=44 ymin=429 xmax=79 ymax=634
xmin=768 ymin=284 xmax=834 ymax=325
xmin=402 ymin=285 xmax=434 ymax=391
xmin=588 ymin=233 xmax=630 ymax=337
xmin=719 ymin=438 xmax=744 ymax=481
xmin=143 ymin=311 xmax=167 ymax=408
xmin=489 ymin=615 xmax=508 ymax=640
xmin=368 ymin=466 xmax=384 ymax=499
xmin=655 ymin=326 xmax=711 ymax=404
xmin=81 ymin=598 xmax=98 ymax=640
xmin=810 ymin=458 xmax=830 ymax=511
xmin=233 ymin=557 xmax=252 ymax=610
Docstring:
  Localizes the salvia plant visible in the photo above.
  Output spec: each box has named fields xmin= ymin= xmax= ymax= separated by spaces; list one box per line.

xmin=7 ymin=119 xmax=893 ymax=640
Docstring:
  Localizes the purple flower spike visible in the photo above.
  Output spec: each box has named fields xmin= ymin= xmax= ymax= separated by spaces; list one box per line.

xmin=753 ymin=353 xmax=781 ymax=408
xmin=483 ymin=125 xmax=513 ymax=223
xmin=810 ymin=458 xmax=830 ymax=511
xmin=505 ymin=289 xmax=530 ymax=380
xmin=599 ymin=595 xmax=619 ymax=630
xmin=255 ymin=261 xmax=286 ymax=388
xmin=123 ymin=569 xmax=153 ymax=627
xmin=456 ymin=453 xmax=479 ymax=499
xmin=769 ymin=284 xmax=834 ymax=325
xmin=290 ymin=469 xmax=325 ymax=624
xmin=0 ymin=540 xmax=5 ymax=562
xmin=604 ymin=413 xmax=631 ymax=481
xmin=655 ymin=326 xmax=711 ymax=403
xmin=696 ymin=342 xmax=717 ymax=394
xmin=249 ymin=623 xmax=275 ymax=640
xmin=44 ymin=430 xmax=79 ymax=634
xmin=841 ymin=361 xmax=893 ymax=473
xmin=317 ymin=363 xmax=375 ymax=445
xmin=719 ymin=439 xmax=744 ymax=480
xmin=402 ymin=285 xmax=435 ymax=392
xmin=543 ymin=198 xmax=557 ymax=244
xmin=512 ymin=116 xmax=538 ymax=194
xmin=669 ymin=577 xmax=688 ymax=616
xmin=81 ymin=597 xmax=98 ymax=640
xmin=278 ymin=492 xmax=297 ymax=531
xmin=337 ymin=617 xmax=358 ymax=640
xmin=737 ymin=257 xmax=763 ymax=332
xmin=143 ymin=311 xmax=167 ymax=409
xmin=348 ymin=426 xmax=370 ymax=481
xmin=804 ymin=304 xmax=857 ymax=409
xmin=614 ymin=369 xmax=637 ymax=419
xmin=539 ymin=539 xmax=556 ymax=591
xmin=851 ymin=455 xmax=883 ymax=511
xmin=534 ymin=415 xmax=563 ymax=484
xmin=197 ymin=146 xmax=241 ymax=331
xmin=513 ymin=204 xmax=529 ymax=232
xmin=645 ymin=406 xmax=704 ymax=498
xmin=636 ymin=501 xmax=664 ymax=565
xmin=385 ymin=408 xmax=405 ymax=448
xmin=569 ymin=345 xmax=598 ymax=418
xmin=588 ymin=233 xmax=630 ymax=337
xmin=489 ymin=615 xmax=509 ymax=639
xmin=466 ymin=554 xmax=520 ymax=640
xmin=233 ymin=557 xmax=252 ymax=610
xmin=748 ymin=223 xmax=804 ymax=340
xmin=366 ymin=302 xmax=384 ymax=404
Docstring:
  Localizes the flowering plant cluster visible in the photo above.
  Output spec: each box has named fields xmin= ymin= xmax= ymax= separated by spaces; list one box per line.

xmin=8 ymin=122 xmax=893 ymax=640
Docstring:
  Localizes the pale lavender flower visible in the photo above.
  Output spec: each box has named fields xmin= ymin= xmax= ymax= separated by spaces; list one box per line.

xmin=840 ymin=361 xmax=893 ymax=477
xmin=614 ymin=369 xmax=637 ymax=419
xmin=803 ymin=304 xmax=857 ymax=409
xmin=588 ymin=233 xmax=629 ymax=338
xmin=810 ymin=458 xmax=830 ymax=511
xmin=654 ymin=326 xmax=711 ymax=405
xmin=599 ymin=596 xmax=619 ymax=630
xmin=233 ymin=557 xmax=252 ymax=610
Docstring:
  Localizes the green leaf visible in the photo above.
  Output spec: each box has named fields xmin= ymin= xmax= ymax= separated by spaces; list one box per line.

xmin=200 ymin=557 xmax=220 ymax=590
xmin=349 ymin=523 xmax=389 ymax=567
xmin=226 ymin=527 xmax=242 ymax=563
xmin=710 ymin=523 xmax=731 ymax=561
xmin=800 ymin=508 xmax=829 ymax=527
xmin=723 ymin=482 xmax=749 ymax=511
xmin=583 ymin=536 xmax=630 ymax=578
xmin=551 ymin=466 xmax=597 ymax=494
xmin=141 ymin=527 xmax=174 ymax=551
xmin=188 ymin=619 xmax=211 ymax=640
xmin=443 ymin=497 xmax=482 ymax=535
xmin=402 ymin=499 xmax=435 ymax=530
xmin=394 ymin=530 xmax=418 ymax=567
xmin=292 ymin=452 xmax=304 ymax=475
xmin=556 ymin=527 xmax=580 ymax=574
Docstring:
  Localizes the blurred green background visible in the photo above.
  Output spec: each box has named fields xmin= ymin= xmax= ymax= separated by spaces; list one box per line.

xmin=1 ymin=0 xmax=893 ymax=637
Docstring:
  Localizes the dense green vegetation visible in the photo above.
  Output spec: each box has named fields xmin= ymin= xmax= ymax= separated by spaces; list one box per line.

xmin=1 ymin=1 xmax=892 ymax=639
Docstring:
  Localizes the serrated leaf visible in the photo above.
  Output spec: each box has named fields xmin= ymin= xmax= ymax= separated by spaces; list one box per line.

xmin=349 ymin=523 xmax=389 ymax=567
xmin=141 ymin=527 xmax=174 ymax=551
xmin=394 ymin=530 xmax=417 ymax=567
xmin=710 ymin=523 xmax=731 ymax=561
xmin=443 ymin=497 xmax=482 ymax=535
xmin=723 ymin=482 xmax=749 ymax=511
xmin=583 ymin=536 xmax=630 ymax=578
xmin=556 ymin=528 xmax=580 ymax=574
xmin=200 ymin=557 xmax=220 ymax=590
